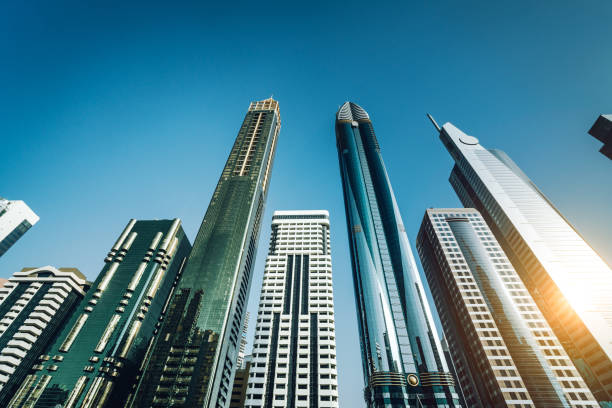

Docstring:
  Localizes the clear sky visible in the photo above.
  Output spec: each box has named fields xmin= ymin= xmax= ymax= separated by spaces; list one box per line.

xmin=2 ymin=1 xmax=611 ymax=406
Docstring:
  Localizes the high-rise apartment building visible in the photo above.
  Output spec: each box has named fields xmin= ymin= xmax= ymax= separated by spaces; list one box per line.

xmin=588 ymin=114 xmax=612 ymax=159
xmin=433 ymin=119 xmax=612 ymax=404
xmin=417 ymin=208 xmax=598 ymax=408
xmin=9 ymin=219 xmax=191 ymax=408
xmin=0 ymin=267 xmax=88 ymax=406
xmin=245 ymin=210 xmax=338 ymax=408
xmin=131 ymin=98 xmax=281 ymax=408
xmin=336 ymin=102 xmax=460 ymax=407
xmin=0 ymin=198 xmax=39 ymax=257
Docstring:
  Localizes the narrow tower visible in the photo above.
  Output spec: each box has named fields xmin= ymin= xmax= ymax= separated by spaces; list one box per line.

xmin=335 ymin=102 xmax=460 ymax=407
xmin=433 ymin=120 xmax=612 ymax=404
xmin=417 ymin=208 xmax=598 ymax=407
xmin=131 ymin=98 xmax=281 ymax=408
xmin=245 ymin=210 xmax=338 ymax=407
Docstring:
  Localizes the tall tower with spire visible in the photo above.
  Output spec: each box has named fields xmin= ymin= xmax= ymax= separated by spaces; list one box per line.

xmin=335 ymin=102 xmax=460 ymax=407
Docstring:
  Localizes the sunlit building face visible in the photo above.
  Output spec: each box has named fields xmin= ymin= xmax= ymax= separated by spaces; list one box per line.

xmin=436 ymin=121 xmax=612 ymax=404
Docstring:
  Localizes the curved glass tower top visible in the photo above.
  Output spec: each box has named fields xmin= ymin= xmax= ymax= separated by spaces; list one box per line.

xmin=335 ymin=102 xmax=460 ymax=407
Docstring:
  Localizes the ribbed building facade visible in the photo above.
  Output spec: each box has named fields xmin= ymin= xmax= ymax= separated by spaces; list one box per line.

xmin=8 ymin=219 xmax=191 ymax=408
xmin=0 ymin=267 xmax=87 ymax=405
xmin=417 ymin=208 xmax=598 ymax=408
xmin=0 ymin=198 xmax=39 ymax=257
xmin=336 ymin=102 xmax=460 ymax=407
xmin=245 ymin=210 xmax=338 ymax=408
xmin=435 ymin=121 xmax=612 ymax=404
xmin=131 ymin=98 xmax=281 ymax=408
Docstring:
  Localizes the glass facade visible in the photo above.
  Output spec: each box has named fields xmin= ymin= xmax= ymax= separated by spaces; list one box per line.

xmin=8 ymin=219 xmax=191 ymax=408
xmin=417 ymin=209 xmax=598 ymax=408
xmin=437 ymin=122 xmax=612 ymax=405
xmin=335 ymin=102 xmax=460 ymax=407
xmin=130 ymin=98 xmax=281 ymax=408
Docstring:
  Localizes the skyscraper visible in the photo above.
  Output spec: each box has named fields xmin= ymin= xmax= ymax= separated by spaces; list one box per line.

xmin=588 ymin=114 xmax=612 ymax=159
xmin=0 ymin=198 xmax=39 ymax=257
xmin=433 ymin=119 xmax=612 ymax=404
xmin=417 ymin=208 xmax=598 ymax=407
xmin=336 ymin=102 xmax=460 ymax=407
xmin=8 ymin=219 xmax=191 ymax=408
xmin=245 ymin=210 xmax=339 ymax=408
xmin=131 ymin=98 xmax=281 ymax=408
xmin=0 ymin=267 xmax=88 ymax=406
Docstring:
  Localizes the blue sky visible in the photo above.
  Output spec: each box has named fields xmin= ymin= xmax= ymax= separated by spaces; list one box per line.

xmin=1 ymin=1 xmax=611 ymax=406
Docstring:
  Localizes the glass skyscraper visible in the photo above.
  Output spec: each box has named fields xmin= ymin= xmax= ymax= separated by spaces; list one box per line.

xmin=130 ymin=98 xmax=281 ymax=408
xmin=336 ymin=102 xmax=460 ymax=407
xmin=435 ymin=120 xmax=612 ymax=405
xmin=417 ymin=208 xmax=598 ymax=408
xmin=8 ymin=219 xmax=191 ymax=408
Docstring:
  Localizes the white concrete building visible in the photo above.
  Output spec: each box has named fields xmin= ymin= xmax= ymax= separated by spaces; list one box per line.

xmin=246 ymin=210 xmax=338 ymax=408
xmin=0 ymin=266 xmax=87 ymax=404
xmin=0 ymin=198 xmax=39 ymax=257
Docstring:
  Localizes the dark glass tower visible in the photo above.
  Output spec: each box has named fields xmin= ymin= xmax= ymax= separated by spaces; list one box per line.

xmin=335 ymin=102 xmax=460 ymax=407
xmin=8 ymin=219 xmax=191 ymax=408
xmin=130 ymin=98 xmax=281 ymax=408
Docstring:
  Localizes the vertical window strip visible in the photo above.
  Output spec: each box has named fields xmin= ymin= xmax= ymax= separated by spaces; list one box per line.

xmin=6 ymin=374 xmax=37 ymax=407
xmin=263 ymin=313 xmax=280 ymax=408
xmin=301 ymin=255 xmax=309 ymax=315
xmin=287 ymin=254 xmax=302 ymax=408
xmin=80 ymin=376 xmax=105 ymax=408
xmin=119 ymin=320 xmax=142 ymax=359
xmin=63 ymin=376 xmax=89 ymax=408
xmin=95 ymin=314 xmax=121 ymax=353
xmin=283 ymin=256 xmax=294 ymax=314
xmin=59 ymin=314 xmax=89 ymax=352
xmin=309 ymin=313 xmax=318 ymax=408
xmin=97 ymin=263 xmax=119 ymax=293
xmin=23 ymin=374 xmax=51 ymax=407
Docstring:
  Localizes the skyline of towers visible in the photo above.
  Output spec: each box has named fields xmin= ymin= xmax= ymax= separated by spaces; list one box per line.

xmin=0 ymin=198 xmax=39 ymax=258
xmin=0 ymin=266 xmax=88 ymax=406
xmin=8 ymin=219 xmax=191 ymax=408
xmin=435 ymin=121 xmax=612 ymax=405
xmin=1 ymin=96 xmax=610 ymax=407
xmin=246 ymin=210 xmax=339 ymax=408
xmin=417 ymin=208 xmax=598 ymax=407
xmin=130 ymin=98 xmax=281 ymax=408
xmin=335 ymin=102 xmax=460 ymax=407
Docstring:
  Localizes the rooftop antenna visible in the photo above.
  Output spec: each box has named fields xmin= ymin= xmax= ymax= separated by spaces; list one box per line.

xmin=426 ymin=113 xmax=441 ymax=132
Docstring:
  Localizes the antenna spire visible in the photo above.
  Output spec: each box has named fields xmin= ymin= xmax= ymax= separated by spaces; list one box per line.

xmin=427 ymin=113 xmax=441 ymax=132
